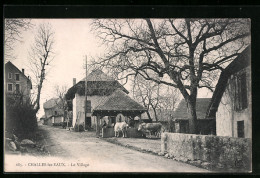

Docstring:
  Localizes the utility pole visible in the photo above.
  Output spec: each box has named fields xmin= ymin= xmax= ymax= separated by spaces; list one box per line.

xmin=85 ymin=55 xmax=88 ymax=131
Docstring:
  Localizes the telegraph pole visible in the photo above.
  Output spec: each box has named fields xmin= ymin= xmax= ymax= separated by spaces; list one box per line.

xmin=85 ymin=55 xmax=88 ymax=131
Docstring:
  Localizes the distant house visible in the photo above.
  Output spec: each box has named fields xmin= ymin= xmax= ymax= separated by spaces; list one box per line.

xmin=43 ymin=98 xmax=64 ymax=126
xmin=66 ymin=69 xmax=146 ymax=129
xmin=206 ymin=46 xmax=251 ymax=138
xmin=39 ymin=115 xmax=45 ymax=124
xmin=172 ymin=98 xmax=216 ymax=135
xmin=5 ymin=61 xmax=32 ymax=104
xmin=141 ymin=109 xmax=175 ymax=122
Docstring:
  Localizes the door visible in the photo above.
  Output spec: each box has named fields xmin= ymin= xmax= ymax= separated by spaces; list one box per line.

xmin=237 ymin=120 xmax=245 ymax=138
xmin=85 ymin=117 xmax=91 ymax=128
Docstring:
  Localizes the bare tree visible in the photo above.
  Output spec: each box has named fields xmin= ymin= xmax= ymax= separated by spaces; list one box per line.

xmin=132 ymin=75 xmax=160 ymax=121
xmin=91 ymin=18 xmax=250 ymax=133
xmin=4 ymin=19 xmax=33 ymax=61
xmin=54 ymin=84 xmax=68 ymax=114
xmin=132 ymin=74 xmax=179 ymax=122
xmin=28 ymin=23 xmax=55 ymax=113
xmin=157 ymin=87 xmax=179 ymax=114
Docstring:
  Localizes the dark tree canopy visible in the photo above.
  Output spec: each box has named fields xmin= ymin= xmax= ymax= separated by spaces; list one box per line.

xmin=91 ymin=18 xmax=250 ymax=133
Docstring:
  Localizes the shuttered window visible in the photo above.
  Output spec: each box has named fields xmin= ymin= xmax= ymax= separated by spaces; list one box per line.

xmin=234 ymin=72 xmax=248 ymax=111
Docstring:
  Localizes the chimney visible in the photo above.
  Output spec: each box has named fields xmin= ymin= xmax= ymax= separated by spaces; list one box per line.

xmin=22 ymin=69 xmax=24 ymax=74
xmin=73 ymin=78 xmax=76 ymax=85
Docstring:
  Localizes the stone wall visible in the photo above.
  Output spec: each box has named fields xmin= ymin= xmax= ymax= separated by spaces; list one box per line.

xmin=161 ymin=133 xmax=251 ymax=171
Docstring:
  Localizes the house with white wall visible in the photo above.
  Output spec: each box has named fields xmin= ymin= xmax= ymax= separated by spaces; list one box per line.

xmin=65 ymin=69 xmax=130 ymax=129
xmin=206 ymin=46 xmax=251 ymax=138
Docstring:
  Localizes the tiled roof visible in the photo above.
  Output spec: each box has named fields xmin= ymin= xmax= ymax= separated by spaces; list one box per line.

xmin=80 ymin=69 xmax=115 ymax=82
xmin=93 ymin=89 xmax=147 ymax=112
xmin=66 ymin=70 xmax=128 ymax=100
xmin=43 ymin=98 xmax=60 ymax=109
xmin=172 ymin=98 xmax=211 ymax=120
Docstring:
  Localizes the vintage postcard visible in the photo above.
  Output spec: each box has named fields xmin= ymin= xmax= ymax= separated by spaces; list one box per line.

xmin=4 ymin=8 xmax=252 ymax=173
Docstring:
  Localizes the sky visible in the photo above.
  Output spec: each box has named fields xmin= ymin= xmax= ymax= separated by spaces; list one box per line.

xmin=6 ymin=19 xmax=212 ymax=118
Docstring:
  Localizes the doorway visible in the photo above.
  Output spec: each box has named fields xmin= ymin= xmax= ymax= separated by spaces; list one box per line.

xmin=85 ymin=117 xmax=91 ymax=128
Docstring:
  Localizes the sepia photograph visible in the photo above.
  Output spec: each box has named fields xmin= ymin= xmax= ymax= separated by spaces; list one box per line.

xmin=4 ymin=17 xmax=252 ymax=173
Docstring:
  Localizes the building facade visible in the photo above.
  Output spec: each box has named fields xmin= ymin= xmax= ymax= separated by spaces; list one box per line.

xmin=5 ymin=61 xmax=32 ymax=104
xmin=207 ymin=46 xmax=251 ymax=138
xmin=66 ymin=69 xmax=146 ymax=129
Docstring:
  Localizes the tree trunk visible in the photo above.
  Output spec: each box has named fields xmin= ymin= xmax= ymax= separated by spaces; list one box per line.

xmin=34 ymin=83 xmax=43 ymax=113
xmin=187 ymin=99 xmax=197 ymax=134
xmin=153 ymin=107 xmax=158 ymax=122
xmin=146 ymin=111 xmax=153 ymax=122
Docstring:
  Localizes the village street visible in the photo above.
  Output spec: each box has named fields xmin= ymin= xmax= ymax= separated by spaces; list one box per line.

xmin=15 ymin=124 xmax=208 ymax=172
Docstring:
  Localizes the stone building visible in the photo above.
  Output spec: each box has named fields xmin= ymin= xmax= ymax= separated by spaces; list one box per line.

xmin=206 ymin=46 xmax=251 ymax=138
xmin=5 ymin=61 xmax=32 ymax=104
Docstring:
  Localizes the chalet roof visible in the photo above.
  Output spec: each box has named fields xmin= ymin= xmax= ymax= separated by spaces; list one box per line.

xmin=80 ymin=69 xmax=115 ymax=82
xmin=43 ymin=98 xmax=60 ymax=109
xmin=93 ymin=89 xmax=146 ymax=114
xmin=5 ymin=61 xmax=32 ymax=88
xmin=206 ymin=46 xmax=251 ymax=118
xmin=172 ymin=98 xmax=211 ymax=120
xmin=66 ymin=70 xmax=128 ymax=100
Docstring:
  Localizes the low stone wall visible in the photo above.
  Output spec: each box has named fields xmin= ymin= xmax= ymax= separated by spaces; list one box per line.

xmin=161 ymin=133 xmax=251 ymax=171
xmin=102 ymin=128 xmax=143 ymax=138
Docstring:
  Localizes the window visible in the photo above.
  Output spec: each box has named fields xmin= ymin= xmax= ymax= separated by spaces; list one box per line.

xmin=237 ymin=121 xmax=245 ymax=138
xmin=7 ymin=84 xmax=13 ymax=92
xmin=234 ymin=72 xmax=248 ymax=111
xmin=55 ymin=111 xmax=57 ymax=115
xmin=15 ymin=84 xmax=20 ymax=93
xmin=15 ymin=74 xmax=20 ymax=81
xmin=8 ymin=73 xmax=12 ymax=79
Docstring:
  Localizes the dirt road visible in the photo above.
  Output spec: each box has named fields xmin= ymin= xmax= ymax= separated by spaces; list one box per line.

xmin=5 ymin=125 xmax=209 ymax=173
